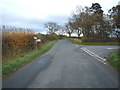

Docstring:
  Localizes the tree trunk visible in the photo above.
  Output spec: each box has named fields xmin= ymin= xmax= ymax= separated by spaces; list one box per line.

xmin=78 ymin=34 xmax=80 ymax=37
xmin=69 ymin=33 xmax=71 ymax=37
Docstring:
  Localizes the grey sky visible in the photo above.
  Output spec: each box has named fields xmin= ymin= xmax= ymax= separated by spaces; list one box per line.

xmin=0 ymin=0 xmax=119 ymax=33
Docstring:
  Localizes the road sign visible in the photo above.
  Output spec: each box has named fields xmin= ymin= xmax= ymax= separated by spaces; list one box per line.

xmin=33 ymin=36 xmax=37 ymax=39
xmin=36 ymin=39 xmax=41 ymax=42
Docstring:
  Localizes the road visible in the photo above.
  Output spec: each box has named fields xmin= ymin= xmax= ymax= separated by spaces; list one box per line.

xmin=3 ymin=40 xmax=119 ymax=88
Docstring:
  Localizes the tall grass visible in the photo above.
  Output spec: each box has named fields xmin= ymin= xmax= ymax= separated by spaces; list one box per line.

xmin=2 ymin=26 xmax=59 ymax=78
xmin=2 ymin=29 xmax=36 ymax=62
xmin=107 ymin=50 xmax=120 ymax=72
xmin=2 ymin=40 xmax=57 ymax=77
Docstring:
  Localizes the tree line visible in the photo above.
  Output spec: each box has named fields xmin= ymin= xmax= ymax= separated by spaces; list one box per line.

xmin=44 ymin=3 xmax=120 ymax=42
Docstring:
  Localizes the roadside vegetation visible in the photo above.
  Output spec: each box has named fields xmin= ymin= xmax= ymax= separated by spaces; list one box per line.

xmin=2 ymin=26 xmax=65 ymax=78
xmin=67 ymin=38 xmax=119 ymax=45
xmin=107 ymin=50 xmax=120 ymax=72
xmin=3 ymin=40 xmax=57 ymax=78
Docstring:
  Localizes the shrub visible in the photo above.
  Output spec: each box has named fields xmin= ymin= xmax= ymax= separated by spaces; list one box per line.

xmin=81 ymin=37 xmax=119 ymax=43
xmin=107 ymin=50 xmax=120 ymax=72
xmin=46 ymin=34 xmax=58 ymax=40
xmin=2 ymin=28 xmax=36 ymax=62
xmin=37 ymin=33 xmax=48 ymax=43
xmin=81 ymin=37 xmax=98 ymax=42
xmin=57 ymin=35 xmax=67 ymax=39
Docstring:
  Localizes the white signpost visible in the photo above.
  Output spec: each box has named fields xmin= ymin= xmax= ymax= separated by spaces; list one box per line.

xmin=33 ymin=36 xmax=37 ymax=40
xmin=33 ymin=36 xmax=41 ymax=50
xmin=36 ymin=39 xmax=41 ymax=42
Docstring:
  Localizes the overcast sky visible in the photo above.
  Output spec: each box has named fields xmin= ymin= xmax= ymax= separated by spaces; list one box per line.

xmin=1 ymin=0 xmax=119 ymax=33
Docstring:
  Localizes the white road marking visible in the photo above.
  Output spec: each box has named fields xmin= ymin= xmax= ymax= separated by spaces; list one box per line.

xmin=106 ymin=48 xmax=116 ymax=50
xmin=81 ymin=47 xmax=106 ymax=64
xmin=75 ymin=44 xmax=79 ymax=47
xmin=75 ymin=44 xmax=84 ymax=47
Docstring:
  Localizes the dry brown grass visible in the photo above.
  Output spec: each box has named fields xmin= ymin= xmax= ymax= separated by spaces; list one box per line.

xmin=2 ymin=30 xmax=36 ymax=62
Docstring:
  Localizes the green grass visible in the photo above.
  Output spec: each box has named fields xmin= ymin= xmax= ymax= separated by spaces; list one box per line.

xmin=107 ymin=50 xmax=120 ymax=72
xmin=2 ymin=40 xmax=57 ymax=78
xmin=67 ymin=38 xmax=119 ymax=45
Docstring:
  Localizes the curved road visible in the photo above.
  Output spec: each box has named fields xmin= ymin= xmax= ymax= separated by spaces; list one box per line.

xmin=3 ymin=40 xmax=119 ymax=88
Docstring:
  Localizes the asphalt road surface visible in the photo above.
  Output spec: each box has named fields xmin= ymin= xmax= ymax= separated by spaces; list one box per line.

xmin=3 ymin=40 xmax=119 ymax=88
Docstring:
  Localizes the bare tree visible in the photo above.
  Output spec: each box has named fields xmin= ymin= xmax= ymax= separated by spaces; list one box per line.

xmin=65 ymin=22 xmax=74 ymax=37
xmin=71 ymin=6 xmax=92 ymax=37
xmin=69 ymin=15 xmax=82 ymax=37
xmin=44 ymin=22 xmax=60 ymax=34
xmin=57 ymin=26 xmax=66 ymax=35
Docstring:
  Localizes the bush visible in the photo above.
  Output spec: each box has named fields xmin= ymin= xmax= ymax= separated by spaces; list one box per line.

xmin=81 ymin=37 xmax=119 ymax=43
xmin=107 ymin=50 xmax=120 ymax=72
xmin=46 ymin=34 xmax=58 ymax=40
xmin=37 ymin=33 xmax=48 ymax=43
xmin=2 ymin=30 xmax=36 ymax=62
xmin=81 ymin=37 xmax=99 ymax=42
xmin=57 ymin=35 xmax=67 ymax=39
xmin=37 ymin=33 xmax=59 ymax=42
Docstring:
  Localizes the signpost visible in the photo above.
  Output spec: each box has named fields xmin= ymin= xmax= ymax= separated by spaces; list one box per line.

xmin=33 ymin=36 xmax=41 ymax=50
xmin=33 ymin=36 xmax=37 ymax=40
xmin=36 ymin=39 xmax=41 ymax=42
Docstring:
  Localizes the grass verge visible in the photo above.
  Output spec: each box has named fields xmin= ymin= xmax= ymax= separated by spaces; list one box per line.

xmin=67 ymin=38 xmax=119 ymax=45
xmin=2 ymin=40 xmax=57 ymax=78
xmin=107 ymin=50 xmax=120 ymax=72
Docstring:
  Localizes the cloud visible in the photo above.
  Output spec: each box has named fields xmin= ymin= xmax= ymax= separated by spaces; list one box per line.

xmin=45 ymin=14 xmax=69 ymax=25
xmin=2 ymin=13 xmax=69 ymax=33
xmin=1 ymin=0 xmax=120 ymax=33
